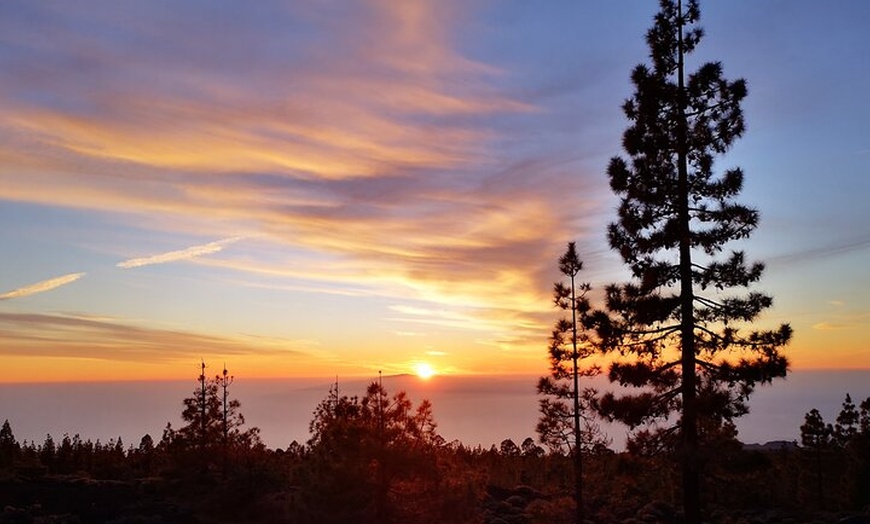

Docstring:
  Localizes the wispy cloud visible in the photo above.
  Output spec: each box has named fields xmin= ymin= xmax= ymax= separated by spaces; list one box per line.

xmin=812 ymin=322 xmax=850 ymax=331
xmin=395 ymin=331 xmax=426 ymax=337
xmin=117 ymin=237 xmax=242 ymax=269
xmin=812 ymin=312 xmax=869 ymax=332
xmin=0 ymin=272 xmax=86 ymax=300
xmin=767 ymin=234 xmax=870 ymax=269
xmin=0 ymin=312 xmax=312 ymax=362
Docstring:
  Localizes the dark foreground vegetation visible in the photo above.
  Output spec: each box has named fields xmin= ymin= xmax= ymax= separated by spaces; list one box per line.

xmin=0 ymin=372 xmax=868 ymax=524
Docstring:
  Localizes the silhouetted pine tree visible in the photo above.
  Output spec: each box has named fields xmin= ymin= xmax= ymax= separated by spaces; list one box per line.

xmin=303 ymin=381 xmax=445 ymax=524
xmin=0 ymin=420 xmax=19 ymax=469
xmin=596 ymin=1 xmax=791 ymax=521
xmin=177 ymin=361 xmax=260 ymax=462
xmin=860 ymin=397 xmax=870 ymax=435
xmin=830 ymin=393 xmax=870 ymax=509
xmin=834 ymin=393 xmax=859 ymax=446
xmin=40 ymin=434 xmax=56 ymax=470
xmin=521 ymin=436 xmax=545 ymax=458
xmin=180 ymin=361 xmax=223 ymax=450
xmin=854 ymin=396 xmax=870 ymax=508
xmin=536 ymin=242 xmax=607 ymax=524
xmin=499 ymin=438 xmax=520 ymax=457
xmin=800 ymin=408 xmax=833 ymax=509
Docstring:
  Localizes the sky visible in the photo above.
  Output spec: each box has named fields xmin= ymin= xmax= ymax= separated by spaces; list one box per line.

xmin=1 ymin=1 xmax=868 ymax=383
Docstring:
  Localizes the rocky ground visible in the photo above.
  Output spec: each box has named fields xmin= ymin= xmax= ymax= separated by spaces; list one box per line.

xmin=482 ymin=485 xmax=870 ymax=524
xmin=2 ymin=476 xmax=870 ymax=524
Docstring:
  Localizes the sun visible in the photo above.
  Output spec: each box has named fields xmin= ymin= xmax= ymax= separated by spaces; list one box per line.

xmin=413 ymin=362 xmax=436 ymax=380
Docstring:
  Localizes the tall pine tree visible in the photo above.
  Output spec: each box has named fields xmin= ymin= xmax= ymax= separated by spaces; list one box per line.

xmin=597 ymin=1 xmax=791 ymax=521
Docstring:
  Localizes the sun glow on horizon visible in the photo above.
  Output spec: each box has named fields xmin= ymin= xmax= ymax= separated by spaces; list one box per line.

xmin=414 ymin=362 xmax=436 ymax=380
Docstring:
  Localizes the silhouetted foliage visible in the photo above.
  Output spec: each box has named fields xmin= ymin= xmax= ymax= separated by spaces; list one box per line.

xmin=853 ymin=397 xmax=870 ymax=509
xmin=176 ymin=361 xmax=261 ymax=459
xmin=800 ymin=408 xmax=833 ymax=509
xmin=499 ymin=438 xmax=520 ymax=457
xmin=833 ymin=394 xmax=870 ymax=509
xmin=797 ymin=395 xmax=870 ymax=511
xmin=834 ymin=393 xmax=860 ymax=446
xmin=39 ymin=434 xmax=56 ymax=470
xmin=801 ymin=409 xmax=832 ymax=450
xmin=861 ymin=397 xmax=870 ymax=434
xmin=130 ymin=433 xmax=155 ymax=476
xmin=597 ymin=1 xmax=791 ymax=521
xmin=0 ymin=420 xmax=18 ymax=470
xmin=521 ymin=436 xmax=545 ymax=458
xmin=300 ymin=380 xmax=476 ymax=524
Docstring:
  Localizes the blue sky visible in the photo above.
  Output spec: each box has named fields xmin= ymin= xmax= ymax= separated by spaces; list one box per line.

xmin=0 ymin=1 xmax=868 ymax=381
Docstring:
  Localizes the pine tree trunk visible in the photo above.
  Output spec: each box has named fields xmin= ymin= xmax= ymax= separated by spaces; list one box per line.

xmin=815 ymin=449 xmax=825 ymax=510
xmin=571 ymin=273 xmax=583 ymax=524
xmin=200 ymin=362 xmax=207 ymax=450
xmin=676 ymin=1 xmax=701 ymax=522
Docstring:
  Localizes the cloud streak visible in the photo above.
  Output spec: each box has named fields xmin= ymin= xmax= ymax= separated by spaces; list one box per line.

xmin=0 ymin=311 xmax=311 ymax=363
xmin=767 ymin=234 xmax=870 ymax=269
xmin=117 ymin=237 xmax=242 ymax=269
xmin=0 ymin=272 xmax=86 ymax=300
xmin=811 ymin=311 xmax=869 ymax=332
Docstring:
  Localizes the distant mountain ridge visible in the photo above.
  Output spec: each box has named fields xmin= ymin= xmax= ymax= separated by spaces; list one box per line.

xmin=742 ymin=440 xmax=799 ymax=452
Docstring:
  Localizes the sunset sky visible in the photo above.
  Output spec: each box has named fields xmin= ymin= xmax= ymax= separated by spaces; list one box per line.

xmin=1 ymin=1 xmax=868 ymax=383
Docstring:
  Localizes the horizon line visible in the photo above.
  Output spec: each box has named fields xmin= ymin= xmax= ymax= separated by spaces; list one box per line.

xmin=1 ymin=367 xmax=869 ymax=386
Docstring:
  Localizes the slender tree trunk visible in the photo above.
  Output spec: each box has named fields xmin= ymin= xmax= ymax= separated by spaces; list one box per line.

xmin=199 ymin=360 xmax=207 ymax=450
xmin=221 ymin=369 xmax=230 ymax=473
xmin=223 ymin=385 xmax=228 ymax=445
xmin=374 ymin=375 xmax=388 ymax=522
xmin=815 ymin=449 xmax=825 ymax=510
xmin=675 ymin=1 xmax=701 ymax=522
xmin=571 ymin=272 xmax=583 ymax=524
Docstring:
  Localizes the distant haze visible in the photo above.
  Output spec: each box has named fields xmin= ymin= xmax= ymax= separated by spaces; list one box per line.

xmin=1 ymin=370 xmax=867 ymax=451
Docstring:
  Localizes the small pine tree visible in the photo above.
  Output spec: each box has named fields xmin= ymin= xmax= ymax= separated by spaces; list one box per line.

xmin=800 ymin=408 xmax=833 ymax=509
xmin=0 ymin=420 xmax=19 ymax=469
xmin=801 ymin=408 xmax=832 ymax=449
xmin=179 ymin=361 xmax=223 ymax=449
xmin=499 ymin=439 xmax=520 ymax=457
xmin=834 ymin=393 xmax=859 ymax=446
xmin=854 ymin=396 xmax=870 ymax=508
xmin=537 ymin=242 xmax=607 ymax=523
xmin=860 ymin=397 xmax=870 ymax=435
xmin=177 ymin=361 xmax=260 ymax=457
xmin=521 ymin=437 xmax=545 ymax=458
xmin=40 ymin=434 xmax=56 ymax=470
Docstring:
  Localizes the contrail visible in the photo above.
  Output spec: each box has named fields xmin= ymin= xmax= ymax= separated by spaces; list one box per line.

xmin=0 ymin=272 xmax=86 ymax=300
xmin=767 ymin=234 xmax=870 ymax=269
xmin=117 ymin=237 xmax=243 ymax=269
